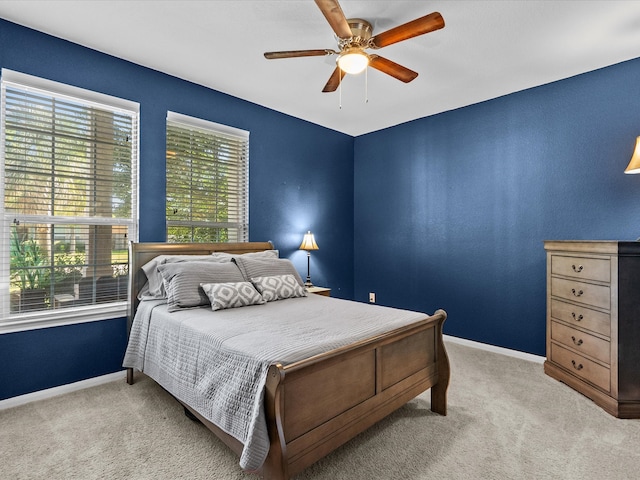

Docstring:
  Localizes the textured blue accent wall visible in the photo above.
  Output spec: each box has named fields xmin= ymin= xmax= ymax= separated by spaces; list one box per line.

xmin=0 ymin=19 xmax=353 ymax=400
xmin=354 ymin=57 xmax=640 ymax=356
xmin=0 ymin=318 xmax=128 ymax=400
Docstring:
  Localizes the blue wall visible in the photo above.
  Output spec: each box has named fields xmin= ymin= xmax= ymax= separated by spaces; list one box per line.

xmin=0 ymin=19 xmax=354 ymax=400
xmin=354 ymin=57 xmax=640 ymax=356
xmin=0 ymin=318 xmax=128 ymax=400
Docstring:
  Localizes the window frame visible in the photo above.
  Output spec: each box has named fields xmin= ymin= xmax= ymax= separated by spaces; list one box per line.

xmin=0 ymin=69 xmax=139 ymax=333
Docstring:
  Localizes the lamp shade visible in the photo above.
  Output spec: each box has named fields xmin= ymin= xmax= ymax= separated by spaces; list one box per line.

xmin=299 ymin=231 xmax=319 ymax=251
xmin=624 ymin=136 xmax=640 ymax=174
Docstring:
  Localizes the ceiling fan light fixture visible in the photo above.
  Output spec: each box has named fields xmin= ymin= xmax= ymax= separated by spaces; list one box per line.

xmin=337 ymin=49 xmax=369 ymax=75
xmin=263 ymin=2 xmax=445 ymax=93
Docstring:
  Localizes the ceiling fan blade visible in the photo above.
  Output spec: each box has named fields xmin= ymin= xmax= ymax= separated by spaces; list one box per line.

xmin=322 ymin=66 xmax=347 ymax=92
xmin=368 ymin=55 xmax=418 ymax=83
xmin=264 ymin=49 xmax=335 ymax=59
xmin=314 ymin=0 xmax=353 ymax=39
xmin=371 ymin=12 xmax=444 ymax=48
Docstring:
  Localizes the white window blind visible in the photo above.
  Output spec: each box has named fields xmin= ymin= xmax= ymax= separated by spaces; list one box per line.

xmin=166 ymin=111 xmax=249 ymax=243
xmin=0 ymin=70 xmax=139 ymax=330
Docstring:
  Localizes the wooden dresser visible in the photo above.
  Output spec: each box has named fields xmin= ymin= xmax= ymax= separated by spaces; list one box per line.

xmin=544 ymin=241 xmax=640 ymax=418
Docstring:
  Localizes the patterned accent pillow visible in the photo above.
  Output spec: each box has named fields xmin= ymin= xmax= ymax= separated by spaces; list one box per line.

xmin=251 ymin=274 xmax=308 ymax=302
xmin=200 ymin=281 xmax=266 ymax=311
xmin=157 ymin=261 xmax=245 ymax=312
xmin=233 ymin=257 xmax=305 ymax=287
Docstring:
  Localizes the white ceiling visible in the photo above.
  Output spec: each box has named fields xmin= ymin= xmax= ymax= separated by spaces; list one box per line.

xmin=1 ymin=1 xmax=640 ymax=136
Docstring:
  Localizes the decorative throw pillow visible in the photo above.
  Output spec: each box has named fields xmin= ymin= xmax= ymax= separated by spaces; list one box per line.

xmin=157 ymin=261 xmax=244 ymax=312
xmin=200 ymin=281 xmax=266 ymax=311
xmin=251 ymin=274 xmax=308 ymax=302
xmin=233 ymin=257 xmax=305 ymax=287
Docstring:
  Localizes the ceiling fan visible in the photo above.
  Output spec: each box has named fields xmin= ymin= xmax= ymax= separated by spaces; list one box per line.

xmin=264 ymin=0 xmax=445 ymax=93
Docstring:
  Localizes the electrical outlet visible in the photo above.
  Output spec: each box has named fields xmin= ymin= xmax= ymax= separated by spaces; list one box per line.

xmin=369 ymin=292 xmax=376 ymax=303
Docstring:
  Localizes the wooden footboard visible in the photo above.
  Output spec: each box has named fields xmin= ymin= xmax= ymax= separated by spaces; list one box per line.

xmin=262 ymin=309 xmax=448 ymax=480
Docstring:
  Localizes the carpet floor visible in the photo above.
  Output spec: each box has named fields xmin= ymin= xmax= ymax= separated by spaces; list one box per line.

xmin=1 ymin=341 xmax=639 ymax=479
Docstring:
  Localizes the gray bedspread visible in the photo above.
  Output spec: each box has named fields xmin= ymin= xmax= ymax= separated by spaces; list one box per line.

xmin=122 ymin=294 xmax=427 ymax=471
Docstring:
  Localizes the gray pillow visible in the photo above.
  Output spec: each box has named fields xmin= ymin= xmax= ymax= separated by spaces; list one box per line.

xmin=139 ymin=254 xmax=228 ymax=300
xmin=251 ymin=274 xmax=307 ymax=302
xmin=157 ymin=261 xmax=244 ymax=312
xmin=200 ymin=281 xmax=266 ymax=311
xmin=233 ymin=257 xmax=304 ymax=287
xmin=209 ymin=249 xmax=279 ymax=261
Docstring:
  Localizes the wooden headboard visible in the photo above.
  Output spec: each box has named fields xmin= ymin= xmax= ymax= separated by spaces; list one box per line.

xmin=128 ymin=241 xmax=274 ymax=331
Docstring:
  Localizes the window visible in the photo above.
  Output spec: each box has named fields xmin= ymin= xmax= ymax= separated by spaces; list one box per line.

xmin=166 ymin=112 xmax=248 ymax=243
xmin=0 ymin=70 xmax=139 ymax=331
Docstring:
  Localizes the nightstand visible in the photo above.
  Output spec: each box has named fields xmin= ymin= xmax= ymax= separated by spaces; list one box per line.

xmin=306 ymin=286 xmax=330 ymax=297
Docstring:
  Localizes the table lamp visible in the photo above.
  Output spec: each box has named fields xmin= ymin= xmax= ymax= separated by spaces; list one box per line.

xmin=299 ymin=231 xmax=319 ymax=287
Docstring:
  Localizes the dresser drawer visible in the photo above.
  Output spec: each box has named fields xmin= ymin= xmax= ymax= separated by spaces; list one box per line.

xmin=551 ymin=255 xmax=610 ymax=282
xmin=550 ymin=277 xmax=610 ymax=310
xmin=551 ymin=321 xmax=610 ymax=364
xmin=550 ymin=299 xmax=610 ymax=337
xmin=550 ymin=343 xmax=610 ymax=392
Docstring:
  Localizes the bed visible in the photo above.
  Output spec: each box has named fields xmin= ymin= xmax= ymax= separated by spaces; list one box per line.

xmin=123 ymin=241 xmax=449 ymax=480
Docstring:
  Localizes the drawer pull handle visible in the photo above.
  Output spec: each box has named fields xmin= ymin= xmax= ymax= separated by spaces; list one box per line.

xmin=571 ymin=360 xmax=584 ymax=371
xmin=571 ymin=336 xmax=583 ymax=346
xmin=572 ymin=264 xmax=584 ymax=273
xmin=571 ymin=288 xmax=584 ymax=297
xmin=571 ymin=312 xmax=583 ymax=322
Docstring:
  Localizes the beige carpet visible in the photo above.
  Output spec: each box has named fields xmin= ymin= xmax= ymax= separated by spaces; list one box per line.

xmin=2 ymin=341 xmax=639 ymax=479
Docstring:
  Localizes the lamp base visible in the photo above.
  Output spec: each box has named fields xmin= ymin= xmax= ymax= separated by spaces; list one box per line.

xmin=304 ymin=251 xmax=314 ymax=288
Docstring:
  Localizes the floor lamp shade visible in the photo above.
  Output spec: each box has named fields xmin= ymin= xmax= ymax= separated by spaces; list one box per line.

xmin=299 ymin=231 xmax=319 ymax=287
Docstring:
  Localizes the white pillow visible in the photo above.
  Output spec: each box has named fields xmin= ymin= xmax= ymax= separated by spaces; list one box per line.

xmin=251 ymin=274 xmax=307 ymax=302
xmin=200 ymin=281 xmax=266 ymax=311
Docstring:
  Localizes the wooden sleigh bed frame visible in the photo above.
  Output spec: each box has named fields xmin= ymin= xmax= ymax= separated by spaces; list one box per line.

xmin=125 ymin=241 xmax=450 ymax=480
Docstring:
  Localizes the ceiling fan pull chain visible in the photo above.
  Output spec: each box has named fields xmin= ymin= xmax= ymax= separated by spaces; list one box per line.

xmin=365 ymin=67 xmax=369 ymax=104
xmin=339 ymin=72 xmax=342 ymax=109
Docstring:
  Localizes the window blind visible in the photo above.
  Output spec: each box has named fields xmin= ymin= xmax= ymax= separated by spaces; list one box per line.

xmin=0 ymin=70 xmax=139 ymax=327
xmin=166 ymin=112 xmax=249 ymax=243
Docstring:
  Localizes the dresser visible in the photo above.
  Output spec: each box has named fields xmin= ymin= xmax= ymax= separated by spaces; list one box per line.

xmin=544 ymin=241 xmax=640 ymax=418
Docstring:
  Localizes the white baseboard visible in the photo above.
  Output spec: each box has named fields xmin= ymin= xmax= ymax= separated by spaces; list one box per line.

xmin=0 ymin=370 xmax=126 ymax=411
xmin=444 ymin=334 xmax=545 ymax=364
